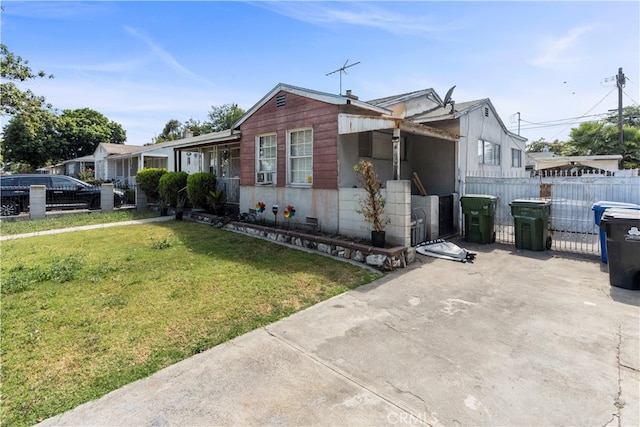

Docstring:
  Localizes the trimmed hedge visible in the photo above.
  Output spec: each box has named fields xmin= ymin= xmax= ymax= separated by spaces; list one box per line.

xmin=187 ymin=172 xmax=217 ymax=210
xmin=158 ymin=171 xmax=188 ymax=207
xmin=135 ymin=168 xmax=167 ymax=202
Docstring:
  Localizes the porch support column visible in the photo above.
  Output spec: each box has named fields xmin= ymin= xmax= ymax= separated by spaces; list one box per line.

xmin=392 ymin=128 xmax=401 ymax=180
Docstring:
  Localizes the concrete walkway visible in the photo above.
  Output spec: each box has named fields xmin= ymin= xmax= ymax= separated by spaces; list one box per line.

xmin=0 ymin=215 xmax=174 ymax=241
xmin=39 ymin=241 xmax=640 ymax=426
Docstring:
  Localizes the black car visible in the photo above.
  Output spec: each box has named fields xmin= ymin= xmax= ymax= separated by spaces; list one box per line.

xmin=0 ymin=174 xmax=125 ymax=216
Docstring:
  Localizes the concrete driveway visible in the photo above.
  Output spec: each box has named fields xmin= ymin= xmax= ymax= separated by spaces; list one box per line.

xmin=41 ymin=240 xmax=640 ymax=426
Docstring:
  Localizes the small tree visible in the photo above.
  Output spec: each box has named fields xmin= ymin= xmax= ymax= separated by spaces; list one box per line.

xmin=135 ymin=168 xmax=167 ymax=203
xmin=186 ymin=172 xmax=217 ymax=210
xmin=353 ymin=159 xmax=390 ymax=232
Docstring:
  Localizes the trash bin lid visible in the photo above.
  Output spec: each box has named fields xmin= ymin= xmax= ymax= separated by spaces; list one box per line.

xmin=592 ymin=201 xmax=640 ymax=211
xmin=602 ymin=207 xmax=640 ymax=221
xmin=461 ymin=194 xmax=497 ymax=200
xmin=509 ymin=199 xmax=550 ymax=207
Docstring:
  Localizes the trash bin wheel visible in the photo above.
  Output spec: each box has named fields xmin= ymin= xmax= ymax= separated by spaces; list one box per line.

xmin=545 ymin=236 xmax=552 ymax=250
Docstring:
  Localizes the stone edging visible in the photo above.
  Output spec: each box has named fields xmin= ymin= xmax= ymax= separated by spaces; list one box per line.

xmin=188 ymin=212 xmax=414 ymax=271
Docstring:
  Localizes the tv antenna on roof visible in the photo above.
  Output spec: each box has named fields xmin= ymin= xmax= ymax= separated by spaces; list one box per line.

xmin=326 ymin=59 xmax=360 ymax=95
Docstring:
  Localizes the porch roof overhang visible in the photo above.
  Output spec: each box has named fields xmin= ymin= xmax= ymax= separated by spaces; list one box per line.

xmin=337 ymin=113 xmax=458 ymax=141
xmin=173 ymin=132 xmax=241 ymax=151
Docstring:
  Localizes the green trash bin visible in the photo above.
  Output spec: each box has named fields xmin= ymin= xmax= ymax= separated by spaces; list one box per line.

xmin=509 ymin=199 xmax=552 ymax=251
xmin=460 ymin=194 xmax=497 ymax=244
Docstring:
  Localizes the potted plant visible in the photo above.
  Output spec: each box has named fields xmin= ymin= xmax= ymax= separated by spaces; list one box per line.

xmin=353 ymin=159 xmax=390 ymax=247
xmin=159 ymin=197 xmax=169 ymax=216
xmin=207 ymin=189 xmax=227 ymax=216
xmin=175 ymin=190 xmax=187 ymax=220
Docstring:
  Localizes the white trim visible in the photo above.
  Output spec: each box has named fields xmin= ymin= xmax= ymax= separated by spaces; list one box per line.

xmin=287 ymin=127 xmax=313 ymax=187
xmin=256 ymin=133 xmax=277 ymax=185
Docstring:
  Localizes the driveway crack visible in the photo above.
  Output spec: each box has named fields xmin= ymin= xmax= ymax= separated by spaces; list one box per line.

xmin=264 ymin=326 xmax=435 ymax=426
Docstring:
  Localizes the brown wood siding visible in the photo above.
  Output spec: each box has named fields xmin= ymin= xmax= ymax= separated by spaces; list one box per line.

xmin=239 ymin=91 xmax=339 ymax=189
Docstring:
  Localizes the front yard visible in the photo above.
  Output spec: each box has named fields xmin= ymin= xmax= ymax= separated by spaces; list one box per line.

xmin=0 ymin=221 xmax=378 ymax=426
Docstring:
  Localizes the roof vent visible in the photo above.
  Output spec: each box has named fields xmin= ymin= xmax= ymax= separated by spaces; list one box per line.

xmin=276 ymin=95 xmax=286 ymax=107
xmin=484 ymin=106 xmax=489 ymax=117
xmin=345 ymin=90 xmax=359 ymax=100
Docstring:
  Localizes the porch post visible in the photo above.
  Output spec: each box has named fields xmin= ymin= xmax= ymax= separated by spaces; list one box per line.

xmin=392 ymin=128 xmax=401 ymax=180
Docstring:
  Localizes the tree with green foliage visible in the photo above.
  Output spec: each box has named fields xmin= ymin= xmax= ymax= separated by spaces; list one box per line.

xmin=154 ymin=119 xmax=183 ymax=143
xmin=2 ymin=111 xmax=63 ymax=169
xmin=566 ymin=118 xmax=640 ymax=168
xmin=0 ymin=43 xmax=53 ymax=117
xmin=56 ymin=108 xmax=126 ymax=159
xmin=207 ymin=103 xmax=245 ymax=132
xmin=526 ymin=138 xmax=568 ymax=155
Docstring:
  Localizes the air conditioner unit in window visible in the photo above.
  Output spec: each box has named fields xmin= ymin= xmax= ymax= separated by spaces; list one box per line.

xmin=256 ymin=172 xmax=273 ymax=184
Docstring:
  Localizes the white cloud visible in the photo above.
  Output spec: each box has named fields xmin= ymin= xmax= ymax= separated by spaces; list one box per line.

xmin=123 ymin=26 xmax=217 ymax=87
xmin=531 ymin=25 xmax=596 ymax=69
xmin=253 ymin=1 xmax=457 ymax=37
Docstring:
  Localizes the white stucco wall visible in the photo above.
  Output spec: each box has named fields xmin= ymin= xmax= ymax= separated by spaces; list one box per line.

xmin=240 ymin=186 xmax=339 ymax=233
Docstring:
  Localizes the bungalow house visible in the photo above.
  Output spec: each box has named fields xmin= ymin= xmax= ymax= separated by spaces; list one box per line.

xmin=92 ymin=131 xmax=239 ymax=196
xmin=171 ymin=83 xmax=526 ymax=247
xmin=227 ymin=83 xmax=462 ymax=246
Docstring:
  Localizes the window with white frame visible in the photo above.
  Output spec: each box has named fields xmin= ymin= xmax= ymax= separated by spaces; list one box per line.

xmin=288 ymin=128 xmax=313 ymax=185
xmin=511 ymin=148 xmax=522 ymax=168
xmin=257 ymin=134 xmax=277 ymax=173
xmin=478 ymin=140 xmax=501 ymax=165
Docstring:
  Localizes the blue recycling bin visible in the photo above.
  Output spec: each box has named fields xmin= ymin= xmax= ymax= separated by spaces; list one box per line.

xmin=592 ymin=201 xmax=640 ymax=263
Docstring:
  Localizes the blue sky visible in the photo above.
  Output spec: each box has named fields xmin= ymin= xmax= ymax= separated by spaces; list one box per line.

xmin=2 ymin=1 xmax=639 ymax=146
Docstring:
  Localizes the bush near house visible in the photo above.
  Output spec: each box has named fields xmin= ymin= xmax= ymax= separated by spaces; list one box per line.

xmin=158 ymin=171 xmax=188 ymax=207
xmin=135 ymin=168 xmax=167 ymax=203
xmin=187 ymin=172 xmax=217 ymax=210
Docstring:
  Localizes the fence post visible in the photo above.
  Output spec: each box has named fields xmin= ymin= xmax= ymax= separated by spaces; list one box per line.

xmin=135 ymin=187 xmax=148 ymax=209
xmin=29 ymin=185 xmax=46 ymax=219
xmin=385 ymin=180 xmax=411 ymax=247
xmin=101 ymin=183 xmax=114 ymax=212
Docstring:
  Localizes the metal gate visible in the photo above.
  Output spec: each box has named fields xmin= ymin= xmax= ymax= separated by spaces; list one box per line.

xmin=464 ymin=173 xmax=640 ymax=255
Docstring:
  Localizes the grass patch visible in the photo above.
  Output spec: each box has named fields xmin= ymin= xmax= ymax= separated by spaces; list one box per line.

xmin=0 ymin=209 xmax=159 ymax=236
xmin=0 ymin=221 xmax=379 ymax=426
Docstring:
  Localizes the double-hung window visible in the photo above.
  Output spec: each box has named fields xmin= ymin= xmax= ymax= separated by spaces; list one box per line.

xmin=257 ymin=134 xmax=277 ymax=173
xmin=478 ymin=140 xmax=501 ymax=165
xmin=288 ymin=128 xmax=313 ymax=185
xmin=511 ymin=148 xmax=522 ymax=168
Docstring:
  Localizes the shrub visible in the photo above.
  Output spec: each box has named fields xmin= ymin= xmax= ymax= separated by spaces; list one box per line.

xmin=135 ymin=168 xmax=167 ymax=203
xmin=207 ymin=189 xmax=227 ymax=215
xmin=186 ymin=172 xmax=217 ymax=210
xmin=158 ymin=171 xmax=188 ymax=208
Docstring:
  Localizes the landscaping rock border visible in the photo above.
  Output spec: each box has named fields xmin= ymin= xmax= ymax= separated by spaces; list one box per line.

xmin=188 ymin=211 xmax=414 ymax=271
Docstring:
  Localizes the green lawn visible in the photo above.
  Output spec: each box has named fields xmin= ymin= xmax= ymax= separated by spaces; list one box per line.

xmin=0 ymin=209 xmax=159 ymax=236
xmin=0 ymin=221 xmax=379 ymax=426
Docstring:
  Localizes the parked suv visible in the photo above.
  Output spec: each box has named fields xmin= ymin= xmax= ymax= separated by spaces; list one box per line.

xmin=0 ymin=174 xmax=125 ymax=216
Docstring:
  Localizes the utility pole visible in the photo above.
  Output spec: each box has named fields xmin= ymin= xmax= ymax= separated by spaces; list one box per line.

xmin=616 ymin=67 xmax=626 ymax=147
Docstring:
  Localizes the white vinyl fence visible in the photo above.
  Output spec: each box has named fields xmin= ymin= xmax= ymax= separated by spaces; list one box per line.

xmin=463 ymin=172 xmax=640 ymax=255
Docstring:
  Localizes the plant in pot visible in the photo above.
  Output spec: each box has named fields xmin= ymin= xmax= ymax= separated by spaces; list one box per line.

xmin=207 ymin=189 xmax=227 ymax=216
xmin=175 ymin=187 xmax=187 ymax=220
xmin=353 ymin=159 xmax=390 ymax=247
xmin=158 ymin=197 xmax=169 ymax=216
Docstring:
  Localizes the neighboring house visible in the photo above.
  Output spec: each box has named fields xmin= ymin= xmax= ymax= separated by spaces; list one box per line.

xmin=57 ymin=155 xmax=95 ymax=178
xmin=527 ymin=153 xmax=623 ymax=175
xmin=93 ymin=143 xmax=142 ymax=183
xmin=92 ymin=132 xmax=238 ymax=191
